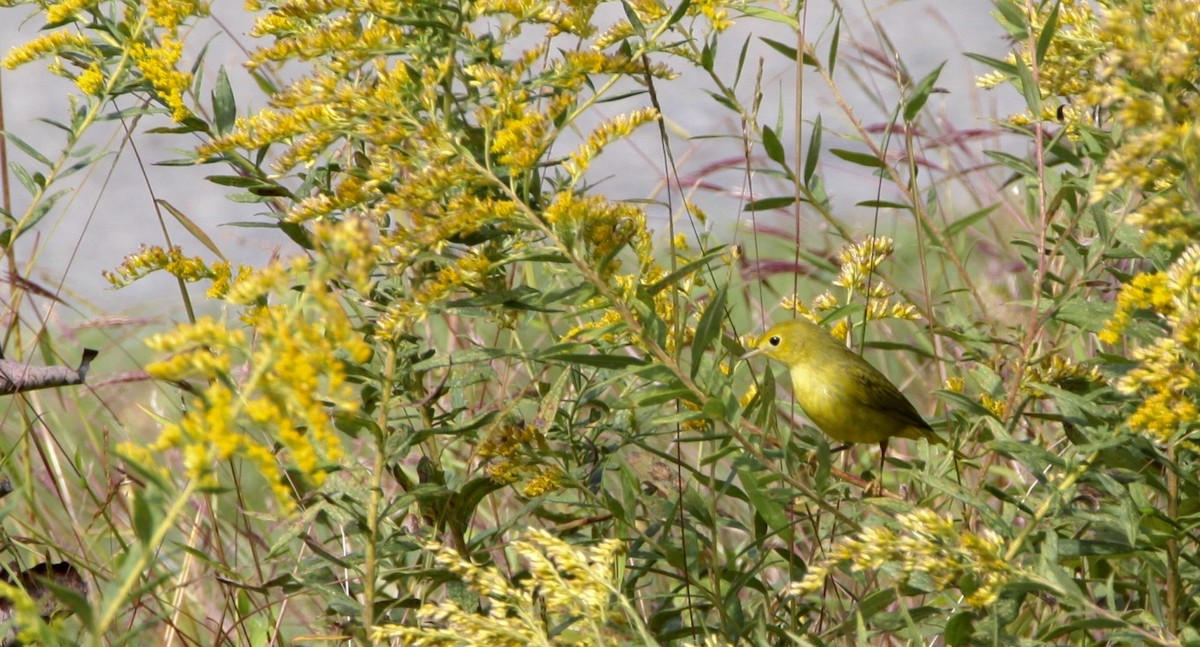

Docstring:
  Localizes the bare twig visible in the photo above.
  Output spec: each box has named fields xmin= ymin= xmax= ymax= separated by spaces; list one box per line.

xmin=0 ymin=349 xmax=98 ymax=395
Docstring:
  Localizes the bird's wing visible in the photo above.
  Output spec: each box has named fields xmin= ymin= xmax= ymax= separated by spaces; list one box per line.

xmin=848 ymin=360 xmax=936 ymax=434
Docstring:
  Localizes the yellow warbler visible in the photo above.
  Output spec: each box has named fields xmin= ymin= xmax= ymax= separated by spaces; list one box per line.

xmin=745 ymin=318 xmax=944 ymax=466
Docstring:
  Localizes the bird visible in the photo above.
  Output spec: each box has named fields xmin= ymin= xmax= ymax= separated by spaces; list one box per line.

xmin=743 ymin=317 xmax=945 ymax=486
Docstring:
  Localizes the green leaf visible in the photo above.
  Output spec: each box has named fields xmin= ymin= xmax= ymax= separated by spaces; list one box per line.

xmin=945 ymin=611 xmax=976 ymax=646
xmin=445 ymin=286 xmax=559 ymax=312
xmin=619 ymin=0 xmax=646 ymax=36
xmin=1041 ymin=618 xmax=1126 ymax=641
xmin=10 ymin=162 xmax=38 ymax=194
xmin=447 ymin=477 xmax=507 ymax=533
xmin=762 ymin=125 xmax=787 ymax=167
xmin=700 ymin=37 xmax=715 ymax=72
xmin=157 ymin=199 xmax=227 ymax=261
xmin=964 ymin=52 xmax=1018 ymax=77
xmin=691 ymin=284 xmax=727 ymax=378
xmin=665 ymin=0 xmax=692 ymax=28
xmin=413 ymin=348 xmax=512 ymax=371
xmin=212 ymin=65 xmax=237 ymax=136
xmin=758 ymin=37 xmax=816 ymax=65
xmin=1035 ymin=1 xmax=1061 ymax=66
xmin=744 ymin=196 xmax=796 ymax=211
xmin=855 ymin=200 xmax=910 ymax=210
xmin=985 ymin=150 xmax=1037 ymax=177
xmin=206 ymin=174 xmax=268 ymax=188
xmin=1055 ymin=539 xmax=1135 ymax=558
xmin=2 ymin=132 xmax=53 ymax=167
xmin=279 ymin=220 xmax=313 ymax=249
xmin=903 ymin=62 xmax=945 ymax=122
xmin=857 ymin=589 xmax=898 ymax=620
xmin=944 ymin=204 xmax=997 ymax=237
xmin=132 ymin=489 xmax=154 ymax=545
xmin=830 ymin=148 xmax=885 ymax=168
xmin=734 ymin=460 xmax=793 ymax=543
xmin=645 ymin=247 xmax=723 ymax=296
xmin=803 ymin=115 xmax=822 ymax=186
xmin=742 ymin=7 xmax=799 ymax=27
xmin=542 ymin=353 xmax=647 ymax=370
xmin=1013 ymin=54 xmax=1041 ymax=114
xmin=828 ymin=20 xmax=840 ymax=75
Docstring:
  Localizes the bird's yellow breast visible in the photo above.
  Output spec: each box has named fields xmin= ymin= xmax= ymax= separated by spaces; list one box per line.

xmin=788 ymin=365 xmax=915 ymax=444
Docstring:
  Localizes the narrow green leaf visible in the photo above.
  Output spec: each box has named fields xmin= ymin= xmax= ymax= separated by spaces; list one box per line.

xmin=1041 ymin=618 xmax=1126 ymax=641
xmin=830 ymin=148 xmax=885 ymax=168
xmin=1013 ymin=54 xmax=1041 ymax=114
xmin=762 ymin=125 xmax=786 ymax=167
xmin=803 ymin=115 xmax=822 ymax=186
xmin=2 ymin=132 xmax=52 ymax=167
xmin=645 ymin=247 xmax=723 ymax=296
xmin=985 ymin=150 xmax=1036 ymax=177
xmin=734 ymin=34 xmax=749 ymax=87
xmin=543 ymin=353 xmax=646 ymax=370
xmin=700 ymin=37 xmax=715 ymax=72
xmin=857 ymin=589 xmax=897 ymax=619
xmin=157 ymin=199 xmax=228 ymax=261
xmin=828 ymin=20 xmax=840 ymax=75
xmin=742 ymin=6 xmax=798 ymax=26
xmin=665 ymin=0 xmax=692 ymax=28
xmin=944 ymin=204 xmax=997 ymax=237
xmin=855 ymin=200 xmax=910 ymax=210
xmin=691 ymin=284 xmax=728 ymax=378
xmin=758 ymin=37 xmax=816 ymax=65
xmin=206 ymin=174 xmax=265 ymax=188
xmin=9 ymin=163 xmax=38 ymax=194
xmin=133 ymin=490 xmax=154 ymax=545
xmin=759 ymin=37 xmax=796 ymax=61
xmin=1035 ymin=1 xmax=1061 ymax=66
xmin=994 ymin=0 xmax=1029 ymax=39
xmin=903 ymin=62 xmax=945 ymax=122
xmin=945 ymin=611 xmax=975 ymax=646
xmin=212 ymin=65 xmax=237 ymax=136
xmin=744 ymin=196 xmax=796 ymax=211
xmin=619 ymin=0 xmax=646 ymax=36
xmin=735 ymin=462 xmax=793 ymax=543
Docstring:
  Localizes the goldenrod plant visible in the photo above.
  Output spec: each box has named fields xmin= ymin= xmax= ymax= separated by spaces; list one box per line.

xmin=0 ymin=0 xmax=1197 ymax=644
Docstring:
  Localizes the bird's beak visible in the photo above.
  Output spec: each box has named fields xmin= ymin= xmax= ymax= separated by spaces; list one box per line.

xmin=738 ymin=347 xmax=762 ymax=361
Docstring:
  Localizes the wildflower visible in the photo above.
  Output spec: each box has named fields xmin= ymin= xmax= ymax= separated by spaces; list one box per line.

xmin=371 ymin=530 xmax=637 ymax=644
xmin=788 ymin=508 xmax=1015 ymax=609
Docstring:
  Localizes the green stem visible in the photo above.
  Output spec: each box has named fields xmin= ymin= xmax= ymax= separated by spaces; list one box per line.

xmin=363 ymin=344 xmax=396 ymax=639
xmin=91 ymin=480 xmax=198 ymax=644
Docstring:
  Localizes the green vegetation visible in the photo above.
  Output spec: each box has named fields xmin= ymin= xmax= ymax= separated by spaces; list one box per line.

xmin=0 ymin=0 xmax=1197 ymax=644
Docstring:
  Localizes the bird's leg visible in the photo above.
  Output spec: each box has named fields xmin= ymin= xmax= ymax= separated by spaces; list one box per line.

xmin=874 ymin=438 xmax=889 ymax=496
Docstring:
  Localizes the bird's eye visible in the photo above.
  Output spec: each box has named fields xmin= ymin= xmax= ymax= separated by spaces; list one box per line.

xmin=769 ymin=335 xmax=781 ymax=346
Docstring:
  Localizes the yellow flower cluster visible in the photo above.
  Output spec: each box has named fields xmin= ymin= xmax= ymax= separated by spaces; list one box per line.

xmin=371 ymin=529 xmax=633 ymax=645
xmin=479 ymin=423 xmax=564 ymax=497
xmin=976 ymin=0 xmax=1102 ymax=125
xmin=130 ymin=258 xmax=370 ymax=508
xmin=788 ymin=508 xmax=1014 ymax=609
xmin=564 ymin=108 xmax=660 ymax=181
xmin=544 ymin=191 xmax=652 ymax=273
xmin=2 ymin=31 xmax=94 ymax=69
xmin=1089 ymin=0 xmax=1200 ymax=248
xmin=1100 ymin=272 xmax=1172 ymax=344
xmin=8 ymin=0 xmax=207 ymax=120
xmin=781 ymin=237 xmax=921 ymax=330
xmin=981 ymin=0 xmax=1200 ymax=247
xmin=833 ymin=235 xmax=895 ymax=293
xmin=1105 ymin=245 xmax=1200 ymax=443
xmin=473 ymin=0 xmax=600 ymax=38
xmin=1020 ymin=354 xmax=1104 ymax=397
xmin=103 ymin=244 xmax=222 ymax=287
